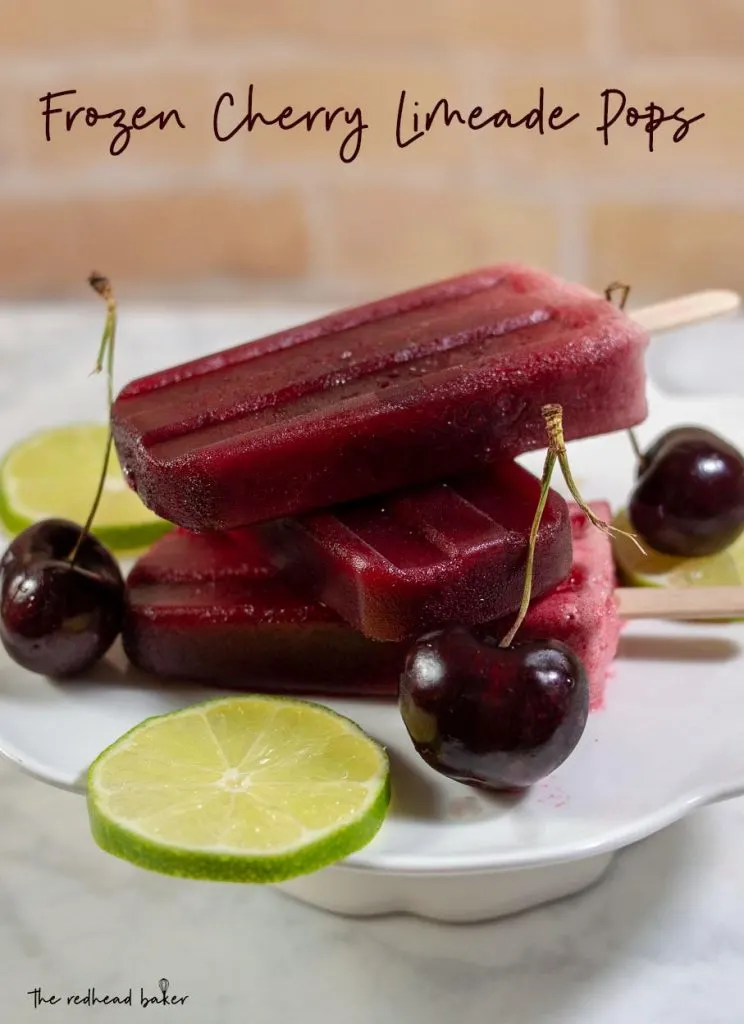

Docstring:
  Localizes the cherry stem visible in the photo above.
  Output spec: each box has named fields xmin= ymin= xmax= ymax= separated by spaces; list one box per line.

xmin=68 ymin=273 xmax=117 ymax=566
xmin=604 ymin=281 xmax=630 ymax=310
xmin=499 ymin=449 xmax=556 ymax=648
xmin=627 ymin=427 xmax=646 ymax=471
xmin=499 ymin=404 xmax=645 ymax=649
xmin=604 ymin=281 xmax=645 ymax=471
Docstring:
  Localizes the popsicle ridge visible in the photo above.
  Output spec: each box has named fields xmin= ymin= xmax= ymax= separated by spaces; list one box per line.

xmin=389 ymin=484 xmax=511 ymax=560
xmin=299 ymin=483 xmax=512 ymax=574
xmin=118 ymin=265 xmax=513 ymax=399
xmin=135 ymin=307 xmax=553 ymax=449
xmin=120 ymin=275 xmax=561 ymax=441
xmin=258 ymin=461 xmax=573 ymax=641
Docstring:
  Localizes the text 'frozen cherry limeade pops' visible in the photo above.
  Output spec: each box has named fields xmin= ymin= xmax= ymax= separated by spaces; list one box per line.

xmin=258 ymin=460 xmax=572 ymax=642
xmin=111 ymin=264 xmax=649 ymax=531
xmin=122 ymin=503 xmax=618 ymax=707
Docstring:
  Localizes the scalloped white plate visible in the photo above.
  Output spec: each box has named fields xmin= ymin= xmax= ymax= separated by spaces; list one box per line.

xmin=1 ymin=319 xmax=744 ymax=920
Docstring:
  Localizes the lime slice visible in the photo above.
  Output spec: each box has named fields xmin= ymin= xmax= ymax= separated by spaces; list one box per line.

xmin=0 ymin=424 xmax=171 ymax=553
xmin=612 ymin=508 xmax=744 ymax=588
xmin=87 ymin=696 xmax=391 ymax=883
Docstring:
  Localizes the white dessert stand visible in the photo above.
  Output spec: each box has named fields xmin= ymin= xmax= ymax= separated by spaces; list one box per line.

xmin=2 ymin=599 xmax=743 ymax=922
xmin=1 ymin=313 xmax=744 ymax=920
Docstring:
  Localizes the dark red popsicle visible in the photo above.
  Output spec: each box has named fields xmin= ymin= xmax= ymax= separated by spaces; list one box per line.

xmin=121 ymin=506 xmax=619 ymax=703
xmin=121 ymin=528 xmax=402 ymax=694
xmin=111 ymin=264 xmax=648 ymax=530
xmin=258 ymin=460 xmax=572 ymax=641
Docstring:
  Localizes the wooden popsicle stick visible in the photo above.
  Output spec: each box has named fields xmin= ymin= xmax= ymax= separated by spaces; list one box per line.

xmin=616 ymin=586 xmax=744 ymax=621
xmin=631 ymin=290 xmax=740 ymax=334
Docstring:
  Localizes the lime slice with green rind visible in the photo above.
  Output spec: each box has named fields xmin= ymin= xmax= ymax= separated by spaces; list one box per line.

xmin=0 ymin=424 xmax=171 ymax=553
xmin=612 ymin=508 xmax=744 ymax=589
xmin=87 ymin=696 xmax=391 ymax=883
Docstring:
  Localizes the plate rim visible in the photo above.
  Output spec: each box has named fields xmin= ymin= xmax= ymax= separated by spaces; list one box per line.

xmin=3 ymin=738 xmax=742 ymax=875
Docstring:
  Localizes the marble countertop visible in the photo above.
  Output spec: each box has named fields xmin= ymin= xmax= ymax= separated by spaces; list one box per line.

xmin=3 ymin=759 xmax=744 ymax=1024
xmin=1 ymin=302 xmax=744 ymax=1023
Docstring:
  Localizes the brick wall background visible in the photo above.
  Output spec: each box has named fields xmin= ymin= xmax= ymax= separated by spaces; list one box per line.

xmin=0 ymin=0 xmax=742 ymax=304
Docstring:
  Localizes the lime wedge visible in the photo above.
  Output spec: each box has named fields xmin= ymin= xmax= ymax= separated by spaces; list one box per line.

xmin=0 ymin=424 xmax=171 ymax=553
xmin=87 ymin=696 xmax=391 ymax=883
xmin=612 ymin=508 xmax=744 ymax=588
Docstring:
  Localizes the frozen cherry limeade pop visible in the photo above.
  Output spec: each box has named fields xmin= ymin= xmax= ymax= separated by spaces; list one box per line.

xmin=122 ymin=503 xmax=619 ymax=703
xmin=111 ymin=264 xmax=649 ymax=530
xmin=258 ymin=460 xmax=572 ymax=642
xmin=122 ymin=528 xmax=403 ymax=695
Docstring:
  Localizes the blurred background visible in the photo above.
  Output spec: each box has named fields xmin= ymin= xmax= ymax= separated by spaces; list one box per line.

xmin=0 ymin=0 xmax=742 ymax=306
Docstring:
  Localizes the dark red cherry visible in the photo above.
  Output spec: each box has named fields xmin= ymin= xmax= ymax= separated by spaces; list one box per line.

xmin=634 ymin=426 xmax=709 ymax=477
xmin=0 ymin=518 xmax=124 ymax=678
xmin=629 ymin=426 xmax=744 ymax=557
xmin=399 ymin=626 xmax=589 ymax=791
xmin=0 ymin=276 xmax=127 ymax=679
xmin=1 ymin=518 xmax=116 ymax=583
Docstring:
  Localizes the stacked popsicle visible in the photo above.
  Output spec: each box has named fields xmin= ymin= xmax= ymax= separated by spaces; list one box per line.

xmin=124 ymin=502 xmax=619 ymax=708
xmin=113 ymin=263 xmax=649 ymax=705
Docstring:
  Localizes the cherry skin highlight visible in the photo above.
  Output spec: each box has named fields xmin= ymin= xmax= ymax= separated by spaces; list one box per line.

xmin=629 ymin=426 xmax=744 ymax=557
xmin=0 ymin=518 xmax=124 ymax=677
xmin=399 ymin=625 xmax=589 ymax=790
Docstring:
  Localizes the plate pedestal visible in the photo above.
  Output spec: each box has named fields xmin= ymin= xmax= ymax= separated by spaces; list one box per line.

xmin=277 ymin=852 xmax=615 ymax=922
